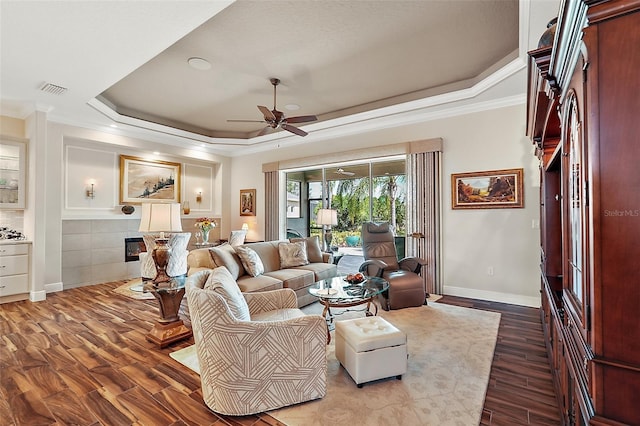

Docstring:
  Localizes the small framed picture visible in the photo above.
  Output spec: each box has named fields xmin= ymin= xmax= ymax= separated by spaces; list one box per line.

xmin=240 ymin=188 xmax=256 ymax=216
xmin=120 ymin=155 xmax=181 ymax=204
xmin=451 ymin=168 xmax=524 ymax=209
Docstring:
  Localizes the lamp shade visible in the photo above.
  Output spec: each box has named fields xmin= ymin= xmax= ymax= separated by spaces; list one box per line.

xmin=138 ymin=203 xmax=183 ymax=233
xmin=316 ymin=209 xmax=338 ymax=226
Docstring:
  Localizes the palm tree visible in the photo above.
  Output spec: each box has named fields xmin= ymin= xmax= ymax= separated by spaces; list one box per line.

xmin=330 ymin=177 xmax=370 ymax=231
xmin=329 ymin=173 xmax=406 ymax=232
xmin=372 ymin=174 xmax=406 ymax=232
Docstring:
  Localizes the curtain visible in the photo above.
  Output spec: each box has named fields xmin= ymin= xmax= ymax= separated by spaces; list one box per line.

xmin=406 ymin=150 xmax=442 ymax=295
xmin=264 ymin=170 xmax=279 ymax=241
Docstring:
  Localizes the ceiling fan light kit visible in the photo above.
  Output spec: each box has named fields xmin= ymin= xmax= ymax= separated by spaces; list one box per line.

xmin=228 ymin=78 xmax=318 ymax=137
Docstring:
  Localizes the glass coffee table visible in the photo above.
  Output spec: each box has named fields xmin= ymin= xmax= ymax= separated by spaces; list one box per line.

xmin=309 ymin=276 xmax=389 ymax=343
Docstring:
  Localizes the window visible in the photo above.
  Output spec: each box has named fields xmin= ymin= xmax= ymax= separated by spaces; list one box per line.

xmin=285 ymin=157 xmax=406 ymax=246
xmin=286 ymin=180 xmax=301 ymax=218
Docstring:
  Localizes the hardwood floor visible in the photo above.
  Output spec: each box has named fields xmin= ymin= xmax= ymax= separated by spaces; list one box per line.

xmin=0 ymin=282 xmax=561 ymax=425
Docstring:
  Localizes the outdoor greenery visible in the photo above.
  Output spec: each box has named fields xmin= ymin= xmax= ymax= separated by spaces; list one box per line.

xmin=288 ymin=162 xmax=407 ymax=247
xmin=328 ymin=175 xmax=406 ymax=236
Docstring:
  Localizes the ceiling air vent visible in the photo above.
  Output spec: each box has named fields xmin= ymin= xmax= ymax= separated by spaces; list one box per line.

xmin=40 ymin=82 xmax=68 ymax=95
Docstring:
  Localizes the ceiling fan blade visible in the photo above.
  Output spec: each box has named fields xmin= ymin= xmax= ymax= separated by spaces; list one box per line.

xmin=285 ymin=115 xmax=317 ymax=124
xmin=258 ymin=105 xmax=276 ymax=122
xmin=336 ymin=168 xmax=355 ymax=176
xmin=256 ymin=126 xmax=273 ymax=137
xmin=227 ymin=119 xmax=266 ymax=123
xmin=282 ymin=123 xmax=308 ymax=137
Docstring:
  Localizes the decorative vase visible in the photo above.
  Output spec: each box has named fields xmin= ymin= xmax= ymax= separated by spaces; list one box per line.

xmin=202 ymin=229 xmax=210 ymax=244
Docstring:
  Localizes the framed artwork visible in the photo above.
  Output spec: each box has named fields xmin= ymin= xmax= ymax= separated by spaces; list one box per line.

xmin=120 ymin=155 xmax=181 ymax=204
xmin=451 ymin=168 xmax=524 ymax=209
xmin=286 ymin=180 xmax=301 ymax=218
xmin=240 ymin=188 xmax=256 ymax=216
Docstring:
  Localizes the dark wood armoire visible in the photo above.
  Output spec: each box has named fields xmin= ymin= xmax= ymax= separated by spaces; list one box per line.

xmin=526 ymin=0 xmax=640 ymax=424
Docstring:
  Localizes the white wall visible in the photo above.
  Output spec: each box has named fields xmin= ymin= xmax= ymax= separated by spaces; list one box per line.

xmin=27 ymin=120 xmax=231 ymax=295
xmin=229 ymin=101 xmax=540 ymax=307
xmin=440 ymin=105 xmax=540 ymax=306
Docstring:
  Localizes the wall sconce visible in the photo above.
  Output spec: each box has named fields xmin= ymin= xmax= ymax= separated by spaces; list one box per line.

xmin=241 ymin=223 xmax=249 ymax=231
xmin=195 ymin=190 xmax=202 ymax=203
xmin=86 ymin=179 xmax=96 ymax=199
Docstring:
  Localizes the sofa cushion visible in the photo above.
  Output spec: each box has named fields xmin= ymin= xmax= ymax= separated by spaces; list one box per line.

xmin=251 ymin=308 xmax=307 ymax=322
xmin=209 ymin=244 xmax=245 ymax=280
xmin=265 ymin=268 xmax=315 ymax=291
xmin=291 ymin=236 xmax=323 ymax=263
xmin=237 ymin=274 xmax=283 ymax=293
xmin=278 ymin=241 xmax=309 ymax=268
xmin=235 ymin=246 xmax=265 ymax=277
xmin=203 ymin=266 xmax=250 ymax=321
xmin=187 ymin=248 xmax=216 ymax=270
xmin=238 ymin=241 xmax=284 ymax=273
xmin=296 ymin=262 xmax=337 ymax=282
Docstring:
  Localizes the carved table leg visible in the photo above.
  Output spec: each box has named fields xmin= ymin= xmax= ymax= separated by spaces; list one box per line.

xmin=146 ymin=287 xmax=192 ymax=348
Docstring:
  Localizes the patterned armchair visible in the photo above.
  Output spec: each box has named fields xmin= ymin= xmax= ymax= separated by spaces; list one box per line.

xmin=185 ymin=269 xmax=327 ymax=416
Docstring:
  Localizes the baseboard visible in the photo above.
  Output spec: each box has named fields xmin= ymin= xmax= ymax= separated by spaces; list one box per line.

xmin=443 ymin=285 xmax=540 ymax=308
xmin=30 ymin=289 xmax=47 ymax=302
xmin=45 ymin=282 xmax=64 ymax=293
xmin=30 ymin=282 xmax=64 ymax=302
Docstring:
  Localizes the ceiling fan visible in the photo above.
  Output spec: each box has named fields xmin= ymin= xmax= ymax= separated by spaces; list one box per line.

xmin=228 ymin=78 xmax=317 ymax=137
xmin=334 ymin=167 xmax=355 ymax=176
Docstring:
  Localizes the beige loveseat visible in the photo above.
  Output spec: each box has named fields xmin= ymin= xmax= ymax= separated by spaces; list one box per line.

xmin=187 ymin=237 xmax=337 ymax=307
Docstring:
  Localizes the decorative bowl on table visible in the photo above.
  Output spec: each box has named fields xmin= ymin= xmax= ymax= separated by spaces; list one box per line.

xmin=344 ymin=273 xmax=365 ymax=284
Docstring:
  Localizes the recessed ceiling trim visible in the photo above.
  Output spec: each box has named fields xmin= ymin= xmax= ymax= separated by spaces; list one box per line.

xmin=87 ymin=97 xmax=250 ymax=146
xmin=87 ymin=56 xmax=526 ymax=153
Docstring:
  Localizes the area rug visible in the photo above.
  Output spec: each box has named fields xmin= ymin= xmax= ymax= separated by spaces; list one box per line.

xmin=170 ymin=302 xmax=500 ymax=425
xmin=112 ymin=279 xmax=154 ymax=300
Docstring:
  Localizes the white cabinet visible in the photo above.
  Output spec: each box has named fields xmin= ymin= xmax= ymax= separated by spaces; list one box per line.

xmin=0 ymin=137 xmax=27 ymax=209
xmin=0 ymin=242 xmax=31 ymax=301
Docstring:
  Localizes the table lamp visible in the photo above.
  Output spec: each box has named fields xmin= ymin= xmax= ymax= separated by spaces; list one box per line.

xmin=316 ymin=208 xmax=338 ymax=252
xmin=139 ymin=203 xmax=183 ymax=285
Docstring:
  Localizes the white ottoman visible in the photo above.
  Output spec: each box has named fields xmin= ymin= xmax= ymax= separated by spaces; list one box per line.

xmin=335 ymin=316 xmax=407 ymax=388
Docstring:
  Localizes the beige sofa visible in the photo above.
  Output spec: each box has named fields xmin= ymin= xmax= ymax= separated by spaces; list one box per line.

xmin=187 ymin=237 xmax=337 ymax=307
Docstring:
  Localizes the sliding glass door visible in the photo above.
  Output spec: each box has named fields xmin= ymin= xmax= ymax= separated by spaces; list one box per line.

xmin=285 ymin=157 xmax=406 ymax=248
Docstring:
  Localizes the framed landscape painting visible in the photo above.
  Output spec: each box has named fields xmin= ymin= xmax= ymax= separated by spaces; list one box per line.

xmin=240 ymin=188 xmax=256 ymax=216
xmin=120 ymin=155 xmax=181 ymax=204
xmin=451 ymin=168 xmax=524 ymax=209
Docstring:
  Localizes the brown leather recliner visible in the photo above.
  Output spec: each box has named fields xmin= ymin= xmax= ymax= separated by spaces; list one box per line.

xmin=359 ymin=222 xmax=427 ymax=310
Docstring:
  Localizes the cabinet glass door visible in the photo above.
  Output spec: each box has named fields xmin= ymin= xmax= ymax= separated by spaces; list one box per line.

xmin=568 ymin=99 xmax=583 ymax=303
xmin=0 ymin=138 xmax=26 ymax=209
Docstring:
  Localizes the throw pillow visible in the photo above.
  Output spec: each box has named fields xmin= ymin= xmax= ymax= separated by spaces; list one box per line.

xmin=209 ymin=243 xmax=245 ymax=280
xmin=229 ymin=230 xmax=247 ymax=246
xmin=278 ymin=241 xmax=309 ymax=268
xmin=203 ymin=266 xmax=250 ymax=321
xmin=234 ymin=246 xmax=265 ymax=277
xmin=291 ymin=236 xmax=323 ymax=263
